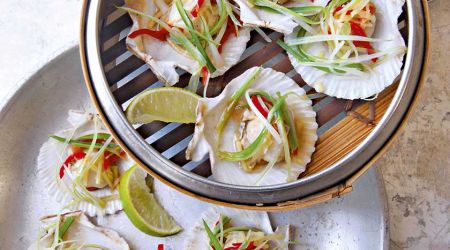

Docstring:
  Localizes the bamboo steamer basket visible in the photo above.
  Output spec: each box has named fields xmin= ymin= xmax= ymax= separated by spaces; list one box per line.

xmin=79 ymin=0 xmax=430 ymax=210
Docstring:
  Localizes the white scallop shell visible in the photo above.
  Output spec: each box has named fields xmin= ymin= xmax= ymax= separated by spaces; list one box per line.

xmin=28 ymin=211 xmax=130 ymax=250
xmin=183 ymin=207 xmax=273 ymax=250
xmin=235 ymin=0 xmax=329 ymax=34
xmin=125 ymin=0 xmax=251 ymax=86
xmin=37 ymin=110 xmax=133 ymax=217
xmin=187 ymin=67 xmax=318 ymax=185
xmin=285 ymin=0 xmax=406 ymax=99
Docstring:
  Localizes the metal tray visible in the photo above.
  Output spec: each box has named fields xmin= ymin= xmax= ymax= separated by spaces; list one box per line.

xmin=80 ymin=0 xmax=429 ymax=207
xmin=0 ymin=47 xmax=388 ymax=249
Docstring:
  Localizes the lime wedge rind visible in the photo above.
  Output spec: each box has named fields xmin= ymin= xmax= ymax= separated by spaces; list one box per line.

xmin=125 ymin=87 xmax=201 ymax=124
xmin=119 ymin=165 xmax=182 ymax=236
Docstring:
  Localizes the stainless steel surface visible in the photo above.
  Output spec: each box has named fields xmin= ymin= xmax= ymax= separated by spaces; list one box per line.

xmin=81 ymin=0 xmax=428 ymax=205
xmin=0 ymin=47 xmax=388 ymax=248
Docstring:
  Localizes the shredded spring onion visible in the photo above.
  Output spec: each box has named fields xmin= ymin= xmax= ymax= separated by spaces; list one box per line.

xmin=174 ymin=0 xmax=217 ymax=72
xmin=216 ymin=67 xmax=262 ymax=147
xmin=203 ymin=220 xmax=223 ymax=250
xmin=254 ymin=27 xmax=272 ymax=42
xmin=245 ymin=89 xmax=281 ymax=144
xmin=218 ymin=92 xmax=287 ymax=161
xmin=248 ymin=0 xmax=317 ymax=33
xmin=118 ymin=6 xmax=208 ymax=70
xmin=286 ymin=35 xmax=390 ymax=45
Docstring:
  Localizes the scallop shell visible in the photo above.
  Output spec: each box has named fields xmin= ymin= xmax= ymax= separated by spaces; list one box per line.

xmin=28 ymin=211 xmax=130 ymax=250
xmin=183 ymin=207 xmax=273 ymax=250
xmin=285 ymin=0 xmax=406 ymax=99
xmin=187 ymin=67 xmax=318 ymax=186
xmin=37 ymin=110 xmax=133 ymax=217
xmin=125 ymin=0 xmax=251 ymax=86
xmin=235 ymin=0 xmax=329 ymax=34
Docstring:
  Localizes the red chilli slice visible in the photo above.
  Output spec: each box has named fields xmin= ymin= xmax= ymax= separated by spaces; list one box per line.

xmin=349 ymin=21 xmax=378 ymax=62
xmin=191 ymin=0 xmax=205 ymax=17
xmin=128 ymin=28 xmax=169 ymax=42
xmin=251 ymin=95 xmax=269 ymax=118
xmin=218 ymin=18 xmax=237 ymax=53
xmin=59 ymin=152 xmax=87 ymax=179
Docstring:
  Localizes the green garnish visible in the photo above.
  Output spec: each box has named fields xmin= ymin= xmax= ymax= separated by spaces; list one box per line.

xmin=57 ymin=216 xmax=75 ymax=241
xmin=289 ymin=6 xmax=325 ymax=15
xmin=218 ymin=92 xmax=288 ymax=161
xmin=49 ymin=135 xmax=119 ymax=150
xmin=237 ymin=240 xmax=249 ymax=250
xmin=210 ymin=0 xmax=229 ymax=35
xmin=216 ymin=67 xmax=262 ymax=147
xmin=174 ymin=0 xmax=216 ymax=72
xmin=77 ymin=133 xmax=111 ymax=141
xmin=203 ymin=219 xmax=224 ymax=250
xmin=212 ymin=215 xmax=232 ymax=234
xmin=281 ymin=102 xmax=298 ymax=153
xmin=118 ymin=6 xmax=208 ymax=70
xmin=248 ymin=0 xmax=319 ymax=25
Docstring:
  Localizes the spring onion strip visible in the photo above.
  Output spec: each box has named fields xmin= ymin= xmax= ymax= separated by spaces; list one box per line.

xmin=288 ymin=6 xmax=325 ymax=15
xmin=282 ymin=105 xmax=298 ymax=153
xmin=226 ymin=0 xmax=242 ymax=33
xmin=202 ymin=68 xmax=211 ymax=97
xmin=218 ymin=93 xmax=287 ymax=161
xmin=249 ymin=0 xmax=319 ymax=24
xmin=228 ymin=3 xmax=242 ymax=30
xmin=118 ymin=6 xmax=207 ymax=69
xmin=214 ymin=22 xmax=228 ymax=44
xmin=329 ymin=40 xmax=345 ymax=61
xmin=210 ymin=0 xmax=229 ymax=35
xmin=212 ymin=215 xmax=231 ymax=234
xmin=78 ymin=129 xmax=114 ymax=208
xmin=218 ymin=215 xmax=224 ymax=246
xmin=245 ymin=89 xmax=281 ymax=144
xmin=328 ymin=46 xmax=407 ymax=64
xmin=221 ymin=226 xmax=253 ymax=235
xmin=187 ymin=68 xmax=201 ymax=92
xmin=203 ymin=220 xmax=224 ymax=250
xmin=278 ymin=40 xmax=364 ymax=74
xmin=248 ymin=0 xmax=316 ymax=33
xmin=256 ymin=95 xmax=269 ymax=114
xmin=69 ymin=122 xmax=105 ymax=208
xmin=255 ymin=240 xmax=269 ymax=250
xmin=77 ymin=133 xmax=111 ymax=141
xmin=49 ymin=135 xmax=119 ymax=150
xmin=201 ymin=16 xmax=225 ymax=69
xmin=286 ymin=35 xmax=390 ymax=45
xmin=237 ymin=240 xmax=249 ymax=250
xmin=216 ymin=67 xmax=262 ymax=147
xmin=275 ymin=108 xmax=292 ymax=181
xmin=154 ymin=0 xmax=169 ymax=13
xmin=254 ymin=147 xmax=281 ymax=185
xmin=57 ymin=216 xmax=75 ymax=241
xmin=174 ymin=0 xmax=217 ymax=72
xmin=254 ymin=27 xmax=272 ymax=42
xmin=52 ymin=214 xmax=63 ymax=247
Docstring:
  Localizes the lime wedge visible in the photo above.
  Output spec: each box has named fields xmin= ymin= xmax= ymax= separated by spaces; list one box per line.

xmin=125 ymin=87 xmax=201 ymax=124
xmin=119 ymin=165 xmax=182 ymax=236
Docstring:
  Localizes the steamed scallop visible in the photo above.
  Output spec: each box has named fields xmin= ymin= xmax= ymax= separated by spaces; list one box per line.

xmin=184 ymin=206 xmax=290 ymax=250
xmin=283 ymin=0 xmax=407 ymax=99
xmin=125 ymin=0 xmax=251 ymax=86
xmin=187 ymin=67 xmax=318 ymax=185
xmin=235 ymin=0 xmax=329 ymax=34
xmin=37 ymin=110 xmax=133 ymax=217
xmin=28 ymin=211 xmax=129 ymax=250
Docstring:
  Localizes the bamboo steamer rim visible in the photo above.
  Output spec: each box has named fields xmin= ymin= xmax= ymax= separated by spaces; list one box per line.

xmin=79 ymin=0 xmax=430 ymax=211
